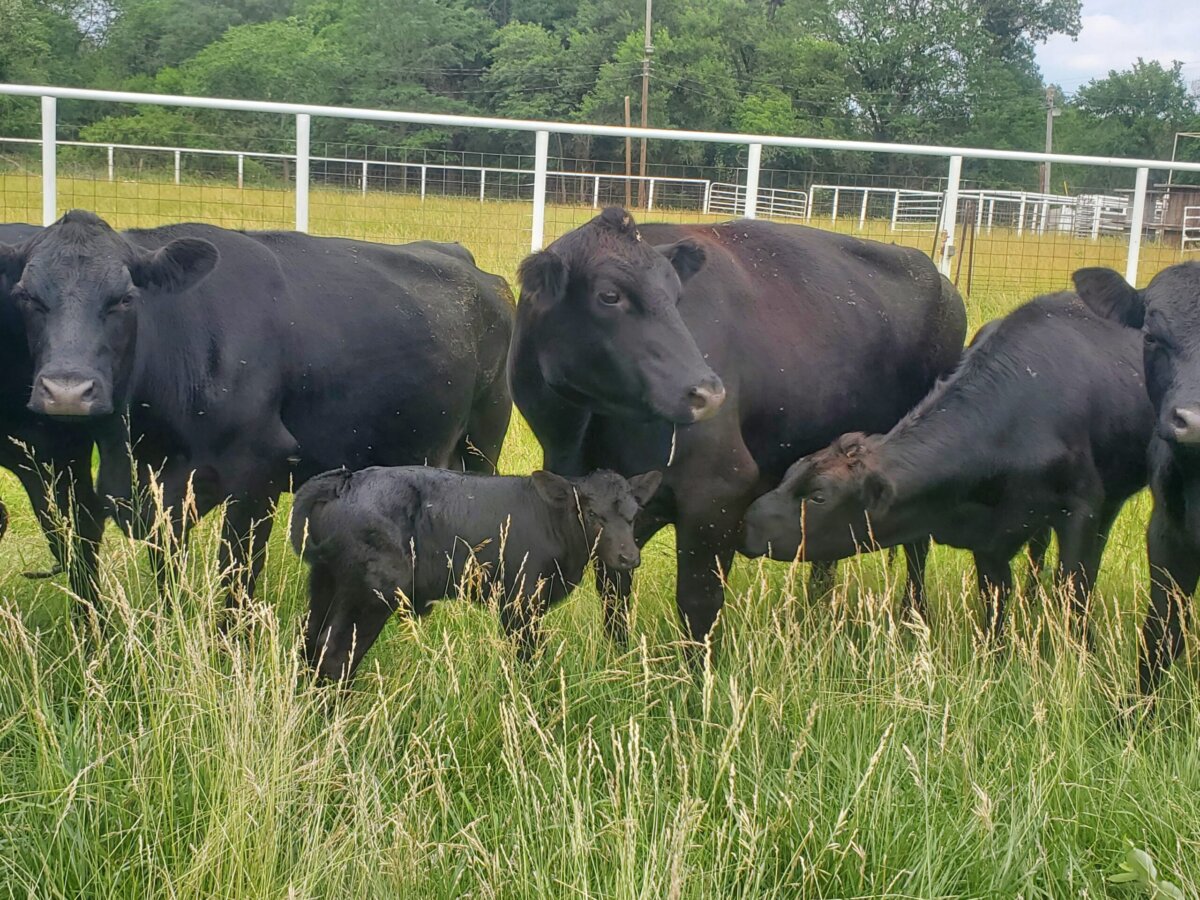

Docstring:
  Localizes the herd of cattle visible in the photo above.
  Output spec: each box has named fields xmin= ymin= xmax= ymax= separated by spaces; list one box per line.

xmin=1 ymin=206 xmax=1198 ymax=695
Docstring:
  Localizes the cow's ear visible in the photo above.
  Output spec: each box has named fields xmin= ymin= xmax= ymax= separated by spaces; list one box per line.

xmin=0 ymin=242 xmax=25 ymax=287
xmin=531 ymin=470 xmax=576 ymax=507
xmin=1073 ymin=267 xmax=1144 ymax=328
xmin=130 ymin=238 xmax=218 ymax=294
xmin=861 ymin=470 xmax=896 ymax=518
xmin=657 ymin=239 xmax=706 ymax=285
xmin=517 ymin=250 xmax=567 ymax=305
xmin=628 ymin=470 xmax=663 ymax=507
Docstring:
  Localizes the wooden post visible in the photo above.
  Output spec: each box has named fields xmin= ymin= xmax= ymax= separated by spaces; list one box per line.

xmin=624 ymin=96 xmax=632 ymax=209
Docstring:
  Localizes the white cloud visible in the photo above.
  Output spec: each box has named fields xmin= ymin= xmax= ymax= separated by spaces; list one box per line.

xmin=1036 ymin=0 xmax=1200 ymax=91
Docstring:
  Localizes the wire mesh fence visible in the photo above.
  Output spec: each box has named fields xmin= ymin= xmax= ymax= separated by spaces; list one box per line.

xmin=3 ymin=85 xmax=1200 ymax=301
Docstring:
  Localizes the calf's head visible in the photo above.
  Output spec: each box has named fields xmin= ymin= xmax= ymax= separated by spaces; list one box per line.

xmin=517 ymin=207 xmax=725 ymax=424
xmin=0 ymin=210 xmax=217 ymax=418
xmin=531 ymin=468 xmax=662 ymax=570
xmin=741 ymin=433 xmax=888 ymax=560
xmin=1074 ymin=263 xmax=1200 ymax=446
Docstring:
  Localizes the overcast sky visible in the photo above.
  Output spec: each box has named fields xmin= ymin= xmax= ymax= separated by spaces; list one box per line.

xmin=1036 ymin=0 xmax=1200 ymax=94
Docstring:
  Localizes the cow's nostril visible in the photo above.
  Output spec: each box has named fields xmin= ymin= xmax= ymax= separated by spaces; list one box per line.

xmin=688 ymin=380 xmax=727 ymax=421
xmin=1171 ymin=407 xmax=1200 ymax=443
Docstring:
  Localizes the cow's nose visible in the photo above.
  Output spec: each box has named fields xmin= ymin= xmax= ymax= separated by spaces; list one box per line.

xmin=32 ymin=376 xmax=101 ymax=417
xmin=1170 ymin=406 xmax=1200 ymax=444
xmin=617 ymin=550 xmax=640 ymax=569
xmin=688 ymin=377 xmax=726 ymax=422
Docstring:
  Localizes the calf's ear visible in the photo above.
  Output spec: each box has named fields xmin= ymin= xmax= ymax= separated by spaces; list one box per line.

xmin=517 ymin=250 xmax=567 ymax=306
xmin=1072 ymin=267 xmax=1144 ymax=328
xmin=657 ymin=239 xmax=706 ymax=285
xmin=628 ymin=470 xmax=663 ymax=507
xmin=531 ymin=470 xmax=576 ymax=507
xmin=129 ymin=238 xmax=219 ymax=294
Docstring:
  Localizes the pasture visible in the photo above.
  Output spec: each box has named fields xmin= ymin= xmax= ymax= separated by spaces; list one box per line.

xmin=1 ymin=177 xmax=1198 ymax=897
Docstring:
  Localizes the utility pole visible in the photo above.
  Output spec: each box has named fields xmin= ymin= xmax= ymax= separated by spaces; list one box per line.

xmin=1041 ymin=86 xmax=1056 ymax=195
xmin=636 ymin=0 xmax=653 ymax=209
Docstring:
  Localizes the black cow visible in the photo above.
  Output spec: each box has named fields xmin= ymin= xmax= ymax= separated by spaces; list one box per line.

xmin=291 ymin=466 xmax=662 ymax=680
xmin=0 ymin=211 xmax=514 ymax=614
xmin=510 ymin=207 xmax=966 ymax=646
xmin=742 ymin=292 xmax=1153 ymax=641
xmin=2 ymin=221 xmax=107 ymax=603
xmin=1074 ymin=262 xmax=1200 ymax=692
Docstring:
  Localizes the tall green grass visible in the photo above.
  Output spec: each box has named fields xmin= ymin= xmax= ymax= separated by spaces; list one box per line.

xmin=1 ymin=180 xmax=1198 ymax=897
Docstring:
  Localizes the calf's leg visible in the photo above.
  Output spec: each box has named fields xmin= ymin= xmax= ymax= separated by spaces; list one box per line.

xmin=974 ymin=551 xmax=1014 ymax=642
xmin=901 ymin=536 xmax=931 ymax=622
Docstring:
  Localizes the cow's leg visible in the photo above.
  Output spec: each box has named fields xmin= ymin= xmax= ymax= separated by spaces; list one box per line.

xmin=806 ymin=560 xmax=837 ymax=602
xmin=1055 ymin=501 xmax=1121 ymax=648
xmin=220 ymin=491 xmax=280 ymax=615
xmin=95 ymin=413 xmax=136 ymax=535
xmin=1022 ymin=526 xmax=1053 ymax=597
xmin=1139 ymin=507 xmax=1199 ymax=694
xmin=975 ymin=551 xmax=1014 ymax=643
xmin=457 ymin=389 xmax=513 ymax=475
xmin=57 ymin=451 xmax=106 ymax=624
xmin=499 ymin=587 xmax=548 ymax=663
xmin=8 ymin=458 xmax=71 ymax=578
xmin=901 ymin=536 xmax=932 ymax=622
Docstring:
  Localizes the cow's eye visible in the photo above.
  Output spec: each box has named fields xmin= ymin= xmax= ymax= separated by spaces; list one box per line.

xmin=1143 ymin=331 xmax=1161 ymax=348
xmin=598 ymin=291 xmax=620 ymax=306
xmin=13 ymin=287 xmax=46 ymax=313
xmin=105 ymin=293 xmax=134 ymax=314
xmin=807 ymin=491 xmax=826 ymax=505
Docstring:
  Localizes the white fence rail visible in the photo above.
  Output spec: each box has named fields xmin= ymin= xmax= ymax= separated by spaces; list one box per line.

xmin=705 ymin=182 xmax=808 ymax=219
xmin=5 ymin=83 xmax=1200 ymax=280
xmin=1185 ymin=206 xmax=1200 ymax=253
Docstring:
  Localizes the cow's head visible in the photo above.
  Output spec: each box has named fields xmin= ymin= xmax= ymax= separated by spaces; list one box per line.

xmin=1075 ymin=263 xmax=1200 ymax=446
xmin=741 ymin=433 xmax=888 ymax=560
xmin=531 ymin=468 xmax=661 ymax=571
xmin=0 ymin=210 xmax=217 ymax=418
xmin=516 ymin=207 xmax=725 ymax=424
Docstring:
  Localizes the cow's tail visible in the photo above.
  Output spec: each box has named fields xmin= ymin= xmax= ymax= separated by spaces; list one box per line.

xmin=290 ymin=467 xmax=354 ymax=558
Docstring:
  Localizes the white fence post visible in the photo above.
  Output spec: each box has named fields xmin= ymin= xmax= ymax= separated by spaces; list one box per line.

xmin=858 ymin=189 xmax=869 ymax=230
xmin=107 ymin=145 xmax=114 ymax=182
xmin=703 ymin=180 xmax=713 ymax=214
xmin=647 ymin=177 xmax=656 ymax=211
xmin=531 ymin=129 xmax=549 ymax=250
xmin=419 ymin=165 xmax=427 ymax=201
xmin=40 ymin=96 xmax=56 ymax=225
xmin=1125 ymin=167 xmax=1149 ymax=285
xmin=479 ymin=168 xmax=486 ymax=203
xmin=173 ymin=149 xmax=181 ymax=185
xmin=744 ymin=142 xmax=762 ymax=219
xmin=362 ymin=159 xmax=368 ymax=195
xmin=237 ymin=154 xmax=244 ymax=189
xmin=938 ymin=155 xmax=962 ymax=276
xmin=295 ymin=113 xmax=310 ymax=233
xmin=593 ymin=174 xmax=600 ymax=209
xmin=890 ymin=190 xmax=900 ymax=231
xmin=831 ymin=187 xmax=839 ymax=223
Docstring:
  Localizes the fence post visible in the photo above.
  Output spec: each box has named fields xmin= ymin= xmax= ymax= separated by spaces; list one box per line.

xmin=531 ymin=129 xmax=549 ymax=251
xmin=362 ymin=159 xmax=369 ymax=195
xmin=648 ymin=177 xmax=656 ymax=211
xmin=173 ymin=149 xmax=181 ymax=185
xmin=703 ymin=180 xmax=713 ymax=215
xmin=858 ymin=189 xmax=869 ymax=230
xmin=1017 ymin=193 xmax=1026 ymax=236
xmin=1125 ymin=167 xmax=1149 ymax=285
xmin=831 ymin=187 xmax=839 ymax=223
xmin=420 ymin=165 xmax=427 ymax=201
xmin=107 ymin=145 xmax=114 ymax=182
xmin=743 ymin=143 xmax=762 ymax=219
xmin=938 ymin=155 xmax=962 ymax=276
xmin=40 ymin=96 xmax=56 ymax=226
xmin=480 ymin=168 xmax=486 ymax=203
xmin=890 ymin=190 xmax=900 ymax=231
xmin=593 ymin=174 xmax=601 ymax=209
xmin=295 ymin=113 xmax=310 ymax=232
xmin=237 ymin=154 xmax=244 ymax=190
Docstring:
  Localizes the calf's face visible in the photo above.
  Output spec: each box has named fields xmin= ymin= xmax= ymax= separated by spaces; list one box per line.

xmin=517 ymin=207 xmax=725 ymax=425
xmin=0 ymin=211 xmax=216 ymax=418
xmin=532 ymin=469 xmax=662 ymax=570
xmin=1075 ymin=264 xmax=1200 ymax=445
xmin=741 ymin=434 xmax=881 ymax=561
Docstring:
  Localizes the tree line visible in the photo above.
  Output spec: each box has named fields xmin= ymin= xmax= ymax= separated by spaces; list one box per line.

xmin=2 ymin=0 xmax=1199 ymax=190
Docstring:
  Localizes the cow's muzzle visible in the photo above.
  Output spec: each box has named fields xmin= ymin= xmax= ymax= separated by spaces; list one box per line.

xmin=688 ymin=376 xmax=727 ymax=422
xmin=1167 ymin=405 xmax=1200 ymax=445
xmin=28 ymin=372 xmax=112 ymax=418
